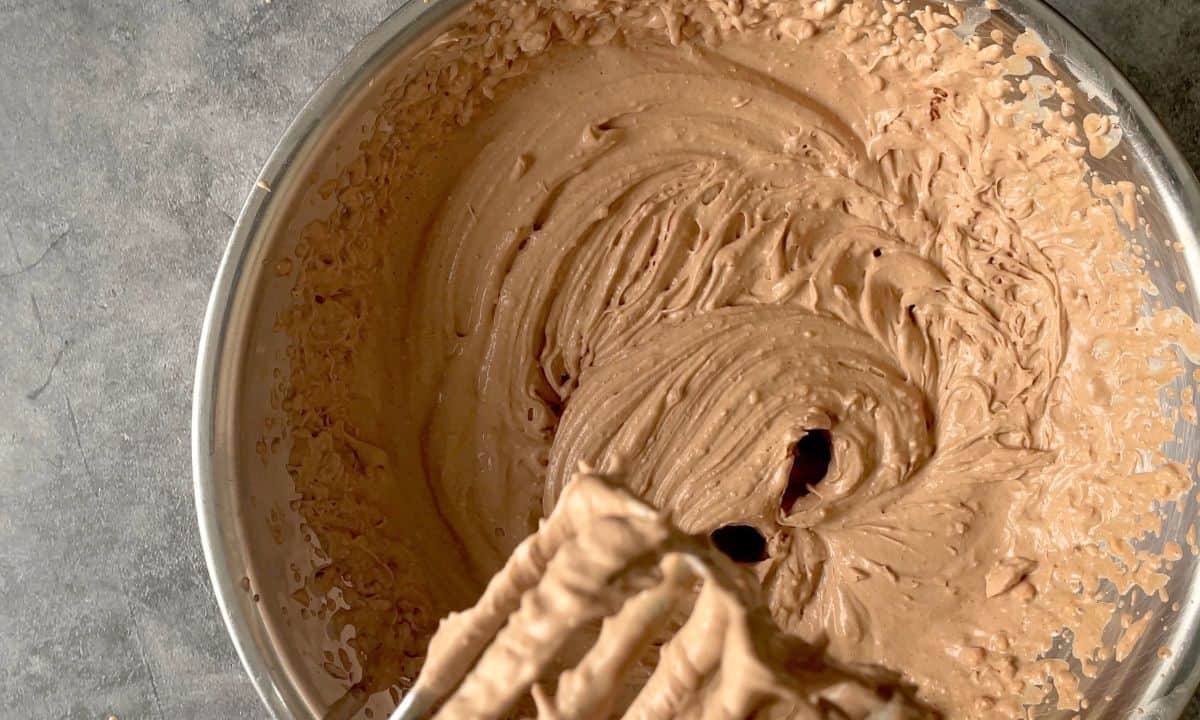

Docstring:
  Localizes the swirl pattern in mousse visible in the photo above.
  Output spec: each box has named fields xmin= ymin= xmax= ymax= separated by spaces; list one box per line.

xmin=268 ymin=0 xmax=1200 ymax=716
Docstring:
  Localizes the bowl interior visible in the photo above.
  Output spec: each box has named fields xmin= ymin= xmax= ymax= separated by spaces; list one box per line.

xmin=195 ymin=1 xmax=1200 ymax=718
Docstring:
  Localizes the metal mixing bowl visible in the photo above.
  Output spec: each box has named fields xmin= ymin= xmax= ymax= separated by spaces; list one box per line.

xmin=192 ymin=1 xmax=1200 ymax=717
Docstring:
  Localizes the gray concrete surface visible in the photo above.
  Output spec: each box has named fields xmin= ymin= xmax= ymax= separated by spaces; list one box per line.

xmin=0 ymin=1 xmax=1196 ymax=718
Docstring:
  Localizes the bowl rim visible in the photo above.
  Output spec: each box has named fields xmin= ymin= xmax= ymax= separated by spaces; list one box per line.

xmin=192 ymin=1 xmax=1200 ymax=718
xmin=191 ymin=1 xmax=468 ymax=716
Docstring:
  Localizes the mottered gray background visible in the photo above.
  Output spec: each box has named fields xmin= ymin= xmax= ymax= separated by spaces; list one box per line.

xmin=0 ymin=1 xmax=1197 ymax=718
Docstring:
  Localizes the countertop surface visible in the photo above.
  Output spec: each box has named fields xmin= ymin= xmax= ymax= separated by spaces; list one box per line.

xmin=0 ymin=1 xmax=1197 ymax=718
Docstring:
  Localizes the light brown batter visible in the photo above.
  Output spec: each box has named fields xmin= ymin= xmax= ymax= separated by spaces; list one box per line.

xmin=269 ymin=0 xmax=1199 ymax=717
xmin=400 ymin=470 xmax=926 ymax=719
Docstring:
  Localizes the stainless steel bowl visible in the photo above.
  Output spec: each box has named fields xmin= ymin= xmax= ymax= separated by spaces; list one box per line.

xmin=192 ymin=1 xmax=1200 ymax=718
